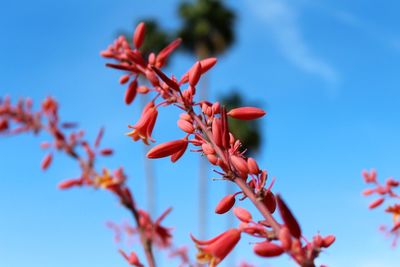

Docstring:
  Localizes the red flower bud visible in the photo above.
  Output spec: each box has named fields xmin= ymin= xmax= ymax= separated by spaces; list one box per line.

xmin=199 ymin=57 xmax=217 ymax=74
xmin=321 ymin=235 xmax=336 ymax=248
xmin=119 ymin=75 xmax=130 ymax=84
xmin=189 ymin=61 xmax=202 ymax=87
xmin=362 ymin=188 xmax=375 ymax=196
xmin=170 ymin=141 xmax=188 ymax=163
xmin=177 ymin=119 xmax=194 ymax=133
xmin=147 ymin=139 xmax=187 ymax=159
xmin=156 ymin=39 xmax=182 ymax=67
xmin=263 ymin=191 xmax=276 ymax=214
xmin=125 ymin=80 xmax=138 ymax=105
xmin=137 ymin=85 xmax=150 ymax=94
xmin=233 ymin=207 xmax=252 ymax=223
xmin=276 ymin=195 xmax=302 ymax=239
xmin=41 ymin=153 xmax=52 ymax=170
xmin=202 ymin=143 xmax=215 ymax=155
xmin=58 ymin=178 xmax=82 ymax=190
xmin=386 ymin=178 xmax=399 ymax=187
xmin=253 ymin=241 xmax=284 ymax=257
xmin=215 ymin=194 xmax=236 ymax=214
xmin=230 ymin=155 xmax=249 ymax=178
xmin=212 ymin=118 xmax=223 ymax=147
xmin=207 ymin=154 xmax=218 ymax=165
xmin=227 ymin=107 xmax=266 ymax=120
xmin=369 ymin=198 xmax=384 ymax=209
xmin=100 ymin=148 xmax=113 ymax=156
xmin=179 ymin=113 xmax=192 ymax=121
xmin=247 ymin=157 xmax=260 ymax=174
xmin=133 ymin=22 xmax=146 ymax=49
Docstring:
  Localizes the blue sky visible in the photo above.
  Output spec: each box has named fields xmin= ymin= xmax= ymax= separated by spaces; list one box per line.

xmin=1 ymin=0 xmax=400 ymax=266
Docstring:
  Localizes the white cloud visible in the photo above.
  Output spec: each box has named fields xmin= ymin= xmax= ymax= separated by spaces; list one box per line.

xmin=247 ymin=0 xmax=339 ymax=84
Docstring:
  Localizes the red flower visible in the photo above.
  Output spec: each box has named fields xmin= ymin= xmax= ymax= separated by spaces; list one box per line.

xmin=191 ymin=228 xmax=241 ymax=266
xmin=126 ymin=102 xmax=158 ymax=145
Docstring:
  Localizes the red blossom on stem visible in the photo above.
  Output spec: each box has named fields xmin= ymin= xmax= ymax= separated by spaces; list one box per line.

xmin=191 ymin=228 xmax=241 ymax=267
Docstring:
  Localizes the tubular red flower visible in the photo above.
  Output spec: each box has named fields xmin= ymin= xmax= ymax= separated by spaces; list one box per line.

xmin=227 ymin=107 xmax=266 ymax=120
xmin=126 ymin=104 xmax=158 ymax=145
xmin=191 ymin=228 xmax=241 ymax=267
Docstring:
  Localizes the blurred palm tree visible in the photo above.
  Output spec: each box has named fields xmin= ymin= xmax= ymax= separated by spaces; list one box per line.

xmin=177 ymin=0 xmax=235 ymax=242
xmin=178 ymin=0 xmax=235 ymax=59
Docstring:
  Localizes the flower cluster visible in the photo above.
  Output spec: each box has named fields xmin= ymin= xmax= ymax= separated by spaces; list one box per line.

xmin=102 ymin=22 xmax=335 ymax=266
xmin=362 ymin=169 xmax=400 ymax=245
xmin=0 ymin=96 xmax=177 ymax=267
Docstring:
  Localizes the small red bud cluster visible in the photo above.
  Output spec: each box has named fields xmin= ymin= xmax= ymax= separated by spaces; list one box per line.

xmin=362 ymin=169 xmax=400 ymax=245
